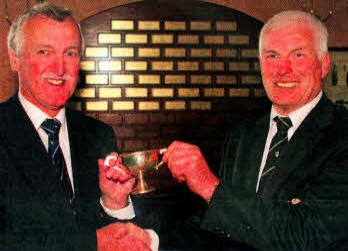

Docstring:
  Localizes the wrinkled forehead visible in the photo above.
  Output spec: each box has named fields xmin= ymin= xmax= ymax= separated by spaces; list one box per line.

xmin=260 ymin=21 xmax=316 ymax=53
xmin=262 ymin=19 xmax=314 ymax=40
xmin=20 ymin=15 xmax=81 ymax=49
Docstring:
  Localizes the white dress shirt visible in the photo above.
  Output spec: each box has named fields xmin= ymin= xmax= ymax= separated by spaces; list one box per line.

xmin=256 ymin=91 xmax=323 ymax=192
xmin=18 ymin=92 xmax=75 ymax=189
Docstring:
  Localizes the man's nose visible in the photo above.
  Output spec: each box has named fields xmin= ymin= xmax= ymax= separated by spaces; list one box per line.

xmin=277 ymin=58 xmax=292 ymax=75
xmin=51 ymin=55 xmax=65 ymax=76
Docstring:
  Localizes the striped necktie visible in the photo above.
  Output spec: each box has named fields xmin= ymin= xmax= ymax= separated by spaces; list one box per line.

xmin=259 ymin=116 xmax=292 ymax=192
xmin=41 ymin=118 xmax=76 ymax=215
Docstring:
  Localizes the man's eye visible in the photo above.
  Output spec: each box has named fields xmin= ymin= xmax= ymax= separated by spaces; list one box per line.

xmin=295 ymin=52 xmax=304 ymax=58
xmin=266 ymin=54 xmax=278 ymax=59
xmin=66 ymin=51 xmax=78 ymax=57
xmin=38 ymin=50 xmax=48 ymax=55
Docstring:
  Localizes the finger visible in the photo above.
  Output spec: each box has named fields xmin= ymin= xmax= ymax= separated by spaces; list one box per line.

xmin=98 ymin=159 xmax=109 ymax=172
xmin=104 ymin=155 xmax=118 ymax=167
xmin=118 ymin=172 xmax=134 ymax=183
xmin=166 ymin=142 xmax=199 ymax=163
xmin=128 ymin=223 xmax=151 ymax=245
xmin=106 ymin=166 xmax=133 ymax=182
xmin=172 ymin=172 xmax=185 ymax=182
xmin=168 ymin=146 xmax=202 ymax=164
xmin=109 ymin=158 xmax=117 ymax=167
xmin=114 ymin=227 xmax=128 ymax=239
xmin=121 ymin=177 xmax=136 ymax=189
xmin=163 ymin=141 xmax=183 ymax=163
xmin=105 ymin=168 xmax=120 ymax=180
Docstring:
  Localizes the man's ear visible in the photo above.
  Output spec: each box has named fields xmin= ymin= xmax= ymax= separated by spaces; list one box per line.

xmin=321 ymin=52 xmax=331 ymax=79
xmin=8 ymin=48 xmax=20 ymax=72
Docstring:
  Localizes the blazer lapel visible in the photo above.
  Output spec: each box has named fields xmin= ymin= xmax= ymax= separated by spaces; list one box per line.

xmin=236 ymin=115 xmax=270 ymax=196
xmin=264 ymin=95 xmax=335 ymax=199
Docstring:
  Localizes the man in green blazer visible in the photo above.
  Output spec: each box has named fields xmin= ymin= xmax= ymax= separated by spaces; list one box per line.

xmin=162 ymin=10 xmax=348 ymax=251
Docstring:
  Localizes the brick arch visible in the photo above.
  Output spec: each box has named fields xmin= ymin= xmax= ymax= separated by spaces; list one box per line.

xmin=76 ymin=0 xmax=268 ymax=23
xmin=73 ymin=0 xmax=270 ymax=181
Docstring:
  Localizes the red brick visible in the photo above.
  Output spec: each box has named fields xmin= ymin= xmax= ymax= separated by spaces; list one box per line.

xmin=134 ymin=126 xmax=161 ymax=138
xmin=222 ymin=112 xmax=245 ymax=126
xmin=112 ymin=126 xmax=135 ymax=138
xmin=202 ymin=112 xmax=226 ymax=124
xmin=85 ymin=112 xmax=98 ymax=119
xmin=124 ymin=113 xmax=149 ymax=125
xmin=116 ymin=140 xmax=123 ymax=153
xmin=149 ymin=139 xmax=172 ymax=150
xmin=124 ymin=140 xmax=148 ymax=152
xmin=98 ymin=113 xmax=123 ymax=125
xmin=161 ymin=126 xmax=185 ymax=138
xmin=150 ymin=113 xmax=175 ymax=124
xmin=187 ymin=126 xmax=228 ymax=139
xmin=175 ymin=113 xmax=201 ymax=125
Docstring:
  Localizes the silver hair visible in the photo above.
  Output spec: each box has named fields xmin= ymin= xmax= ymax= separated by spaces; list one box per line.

xmin=8 ymin=3 xmax=84 ymax=55
xmin=259 ymin=10 xmax=328 ymax=59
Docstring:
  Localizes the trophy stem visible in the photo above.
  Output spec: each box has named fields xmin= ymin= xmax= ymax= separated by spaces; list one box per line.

xmin=132 ymin=170 xmax=155 ymax=194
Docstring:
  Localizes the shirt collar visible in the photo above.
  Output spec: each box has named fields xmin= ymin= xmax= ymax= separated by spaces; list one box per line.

xmin=270 ymin=91 xmax=323 ymax=131
xmin=18 ymin=91 xmax=66 ymax=131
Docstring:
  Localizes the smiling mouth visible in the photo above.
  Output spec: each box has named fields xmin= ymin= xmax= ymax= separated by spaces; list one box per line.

xmin=276 ymin=82 xmax=298 ymax=88
xmin=47 ymin=79 xmax=64 ymax=85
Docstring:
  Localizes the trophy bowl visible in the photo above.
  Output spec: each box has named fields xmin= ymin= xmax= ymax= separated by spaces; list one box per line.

xmin=121 ymin=149 xmax=164 ymax=194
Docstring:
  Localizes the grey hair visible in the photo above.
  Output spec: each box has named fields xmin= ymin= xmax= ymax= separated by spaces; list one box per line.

xmin=8 ymin=3 xmax=84 ymax=55
xmin=259 ymin=10 xmax=328 ymax=59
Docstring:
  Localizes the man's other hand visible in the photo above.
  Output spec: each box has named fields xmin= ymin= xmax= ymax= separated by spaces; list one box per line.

xmin=162 ymin=141 xmax=219 ymax=202
xmin=97 ymin=222 xmax=151 ymax=251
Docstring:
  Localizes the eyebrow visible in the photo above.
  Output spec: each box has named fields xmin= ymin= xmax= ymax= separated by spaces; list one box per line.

xmin=263 ymin=47 xmax=305 ymax=55
xmin=65 ymin=46 xmax=80 ymax=51
xmin=35 ymin=45 xmax=80 ymax=52
xmin=291 ymin=47 xmax=305 ymax=53
xmin=263 ymin=50 xmax=278 ymax=54
xmin=36 ymin=45 xmax=53 ymax=50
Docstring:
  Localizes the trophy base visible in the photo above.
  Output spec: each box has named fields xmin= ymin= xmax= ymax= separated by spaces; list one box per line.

xmin=131 ymin=170 xmax=156 ymax=195
xmin=132 ymin=186 xmax=156 ymax=195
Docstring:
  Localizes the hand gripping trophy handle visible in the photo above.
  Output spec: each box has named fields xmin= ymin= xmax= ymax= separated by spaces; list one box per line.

xmin=154 ymin=148 xmax=167 ymax=171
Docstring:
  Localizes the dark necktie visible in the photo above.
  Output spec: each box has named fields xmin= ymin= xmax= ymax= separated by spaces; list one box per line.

xmin=41 ymin=118 xmax=76 ymax=215
xmin=259 ymin=116 xmax=292 ymax=192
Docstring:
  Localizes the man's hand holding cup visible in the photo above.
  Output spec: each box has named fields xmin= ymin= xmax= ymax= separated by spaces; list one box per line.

xmin=162 ymin=141 xmax=219 ymax=202
xmin=98 ymin=152 xmax=135 ymax=210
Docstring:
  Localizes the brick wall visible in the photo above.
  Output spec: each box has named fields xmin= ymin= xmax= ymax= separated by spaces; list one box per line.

xmin=71 ymin=0 xmax=270 ymax=173
xmin=324 ymin=50 xmax=348 ymax=106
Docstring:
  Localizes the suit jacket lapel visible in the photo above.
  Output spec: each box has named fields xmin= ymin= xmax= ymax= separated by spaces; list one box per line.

xmin=65 ymin=109 xmax=99 ymax=199
xmin=264 ymin=95 xmax=335 ymax=199
xmin=4 ymin=95 xmax=56 ymax=196
xmin=65 ymin=108 xmax=100 ymax=219
xmin=65 ymin=109 xmax=81 ymax=195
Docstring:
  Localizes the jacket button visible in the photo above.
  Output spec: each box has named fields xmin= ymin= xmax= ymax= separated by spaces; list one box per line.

xmin=242 ymin=223 xmax=252 ymax=230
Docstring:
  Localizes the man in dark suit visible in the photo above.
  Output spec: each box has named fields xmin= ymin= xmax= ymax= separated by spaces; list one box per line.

xmin=0 ymin=3 xmax=154 ymax=251
xmin=162 ymin=10 xmax=348 ymax=250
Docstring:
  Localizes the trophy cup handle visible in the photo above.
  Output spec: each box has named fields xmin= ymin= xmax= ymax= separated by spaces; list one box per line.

xmin=154 ymin=148 xmax=167 ymax=170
